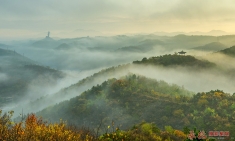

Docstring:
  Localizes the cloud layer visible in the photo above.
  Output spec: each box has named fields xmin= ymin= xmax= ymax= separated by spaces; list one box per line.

xmin=1 ymin=0 xmax=235 ymax=39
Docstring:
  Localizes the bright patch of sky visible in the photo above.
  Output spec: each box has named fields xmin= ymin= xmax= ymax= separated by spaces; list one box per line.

xmin=1 ymin=0 xmax=235 ymax=39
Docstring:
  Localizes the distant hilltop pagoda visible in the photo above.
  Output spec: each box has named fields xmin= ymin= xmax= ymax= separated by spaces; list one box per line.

xmin=46 ymin=31 xmax=50 ymax=38
xmin=178 ymin=50 xmax=186 ymax=55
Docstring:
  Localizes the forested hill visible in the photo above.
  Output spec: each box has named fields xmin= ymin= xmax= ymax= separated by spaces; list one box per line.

xmin=37 ymin=74 xmax=194 ymax=131
xmin=133 ymin=54 xmax=215 ymax=68
xmin=0 ymin=48 xmax=65 ymax=107
xmin=219 ymin=45 xmax=235 ymax=57
xmin=19 ymin=53 xmax=223 ymax=115
xmin=0 ymin=47 xmax=18 ymax=56
xmin=11 ymin=64 xmax=131 ymax=115
xmin=37 ymin=74 xmax=235 ymax=136
xmin=0 ymin=48 xmax=36 ymax=66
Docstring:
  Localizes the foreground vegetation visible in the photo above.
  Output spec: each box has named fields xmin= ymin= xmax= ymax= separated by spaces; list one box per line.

xmin=0 ymin=111 xmax=94 ymax=141
xmin=1 ymin=110 xmax=219 ymax=141
xmin=2 ymin=51 xmax=235 ymax=140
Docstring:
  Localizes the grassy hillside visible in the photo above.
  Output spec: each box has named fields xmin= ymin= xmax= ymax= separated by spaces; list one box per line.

xmin=133 ymin=54 xmax=215 ymax=68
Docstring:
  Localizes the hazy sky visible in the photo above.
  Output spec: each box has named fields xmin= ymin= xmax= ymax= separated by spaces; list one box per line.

xmin=1 ymin=0 xmax=235 ymax=39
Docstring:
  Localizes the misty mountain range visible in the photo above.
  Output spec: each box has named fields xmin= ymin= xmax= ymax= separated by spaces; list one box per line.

xmin=153 ymin=30 xmax=230 ymax=37
xmin=2 ymin=1 xmax=235 ymax=140
xmin=1 ymin=33 xmax=235 ymax=137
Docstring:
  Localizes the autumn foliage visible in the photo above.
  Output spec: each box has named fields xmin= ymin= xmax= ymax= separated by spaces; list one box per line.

xmin=0 ymin=110 xmax=190 ymax=141
xmin=0 ymin=110 xmax=94 ymax=141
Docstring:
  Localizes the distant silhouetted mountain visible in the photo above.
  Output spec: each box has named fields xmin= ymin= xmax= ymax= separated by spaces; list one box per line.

xmin=207 ymin=30 xmax=228 ymax=36
xmin=55 ymin=43 xmax=72 ymax=50
xmin=191 ymin=42 xmax=228 ymax=52
xmin=116 ymin=45 xmax=153 ymax=53
xmin=32 ymin=37 xmax=60 ymax=48
xmin=153 ymin=30 xmax=229 ymax=36
xmin=116 ymin=39 xmax=165 ymax=53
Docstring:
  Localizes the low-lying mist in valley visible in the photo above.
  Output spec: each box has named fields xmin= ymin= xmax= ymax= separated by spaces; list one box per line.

xmin=1 ymin=34 xmax=235 ymax=126
xmin=9 ymin=65 xmax=132 ymax=117
xmin=2 ymin=1 xmax=235 ymax=138
xmin=129 ymin=64 xmax=235 ymax=93
xmin=9 ymin=57 xmax=235 ymax=118
xmin=1 ymin=68 xmax=102 ymax=113
xmin=6 ymin=45 xmax=168 ymax=71
xmin=0 ymin=73 xmax=8 ymax=82
xmin=201 ymin=52 xmax=235 ymax=70
xmin=5 ymin=34 xmax=234 ymax=71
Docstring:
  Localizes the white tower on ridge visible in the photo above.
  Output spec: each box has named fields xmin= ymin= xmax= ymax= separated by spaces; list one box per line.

xmin=46 ymin=31 xmax=50 ymax=38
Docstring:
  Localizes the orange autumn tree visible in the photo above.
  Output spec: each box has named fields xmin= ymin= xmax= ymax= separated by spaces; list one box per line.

xmin=0 ymin=110 xmax=94 ymax=141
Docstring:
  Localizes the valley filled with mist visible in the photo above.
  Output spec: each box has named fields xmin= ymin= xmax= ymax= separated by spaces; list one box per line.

xmin=2 ymin=0 xmax=235 ymax=140
xmin=1 ymin=32 xmax=235 ymax=140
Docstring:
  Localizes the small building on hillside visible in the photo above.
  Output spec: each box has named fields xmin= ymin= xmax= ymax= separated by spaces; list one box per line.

xmin=178 ymin=50 xmax=186 ymax=55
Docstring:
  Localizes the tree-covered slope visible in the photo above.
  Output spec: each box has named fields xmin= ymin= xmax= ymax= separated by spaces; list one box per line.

xmin=17 ymin=53 xmax=230 ymax=117
xmin=133 ymin=54 xmax=215 ymax=68
xmin=11 ymin=64 xmax=131 ymax=115
xmin=37 ymin=75 xmax=235 ymax=136
xmin=0 ymin=48 xmax=65 ymax=107
xmin=219 ymin=45 xmax=235 ymax=57
xmin=0 ymin=64 xmax=64 ymax=107
xmin=0 ymin=48 xmax=36 ymax=67
xmin=37 ymin=74 xmax=194 ymax=130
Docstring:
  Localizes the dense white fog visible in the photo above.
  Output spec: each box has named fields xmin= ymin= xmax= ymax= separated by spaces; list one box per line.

xmin=1 ymin=34 xmax=235 ymax=119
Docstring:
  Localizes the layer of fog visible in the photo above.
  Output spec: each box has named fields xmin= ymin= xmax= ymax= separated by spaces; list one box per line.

xmin=6 ymin=46 xmax=168 ymax=71
xmin=25 ymin=69 xmax=102 ymax=100
xmin=25 ymin=62 xmax=235 ymax=128
xmin=10 ymin=53 xmax=235 ymax=118
xmin=10 ymin=65 xmax=132 ymax=118
xmin=1 ymin=34 xmax=235 ymax=118
xmin=1 ymin=68 xmax=100 ymax=113
xmin=0 ymin=73 xmax=8 ymax=82
xmin=1 ymin=35 xmax=170 ymax=116
xmin=5 ymin=34 xmax=234 ymax=71
xmin=201 ymin=53 xmax=235 ymax=70
xmin=129 ymin=65 xmax=235 ymax=94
